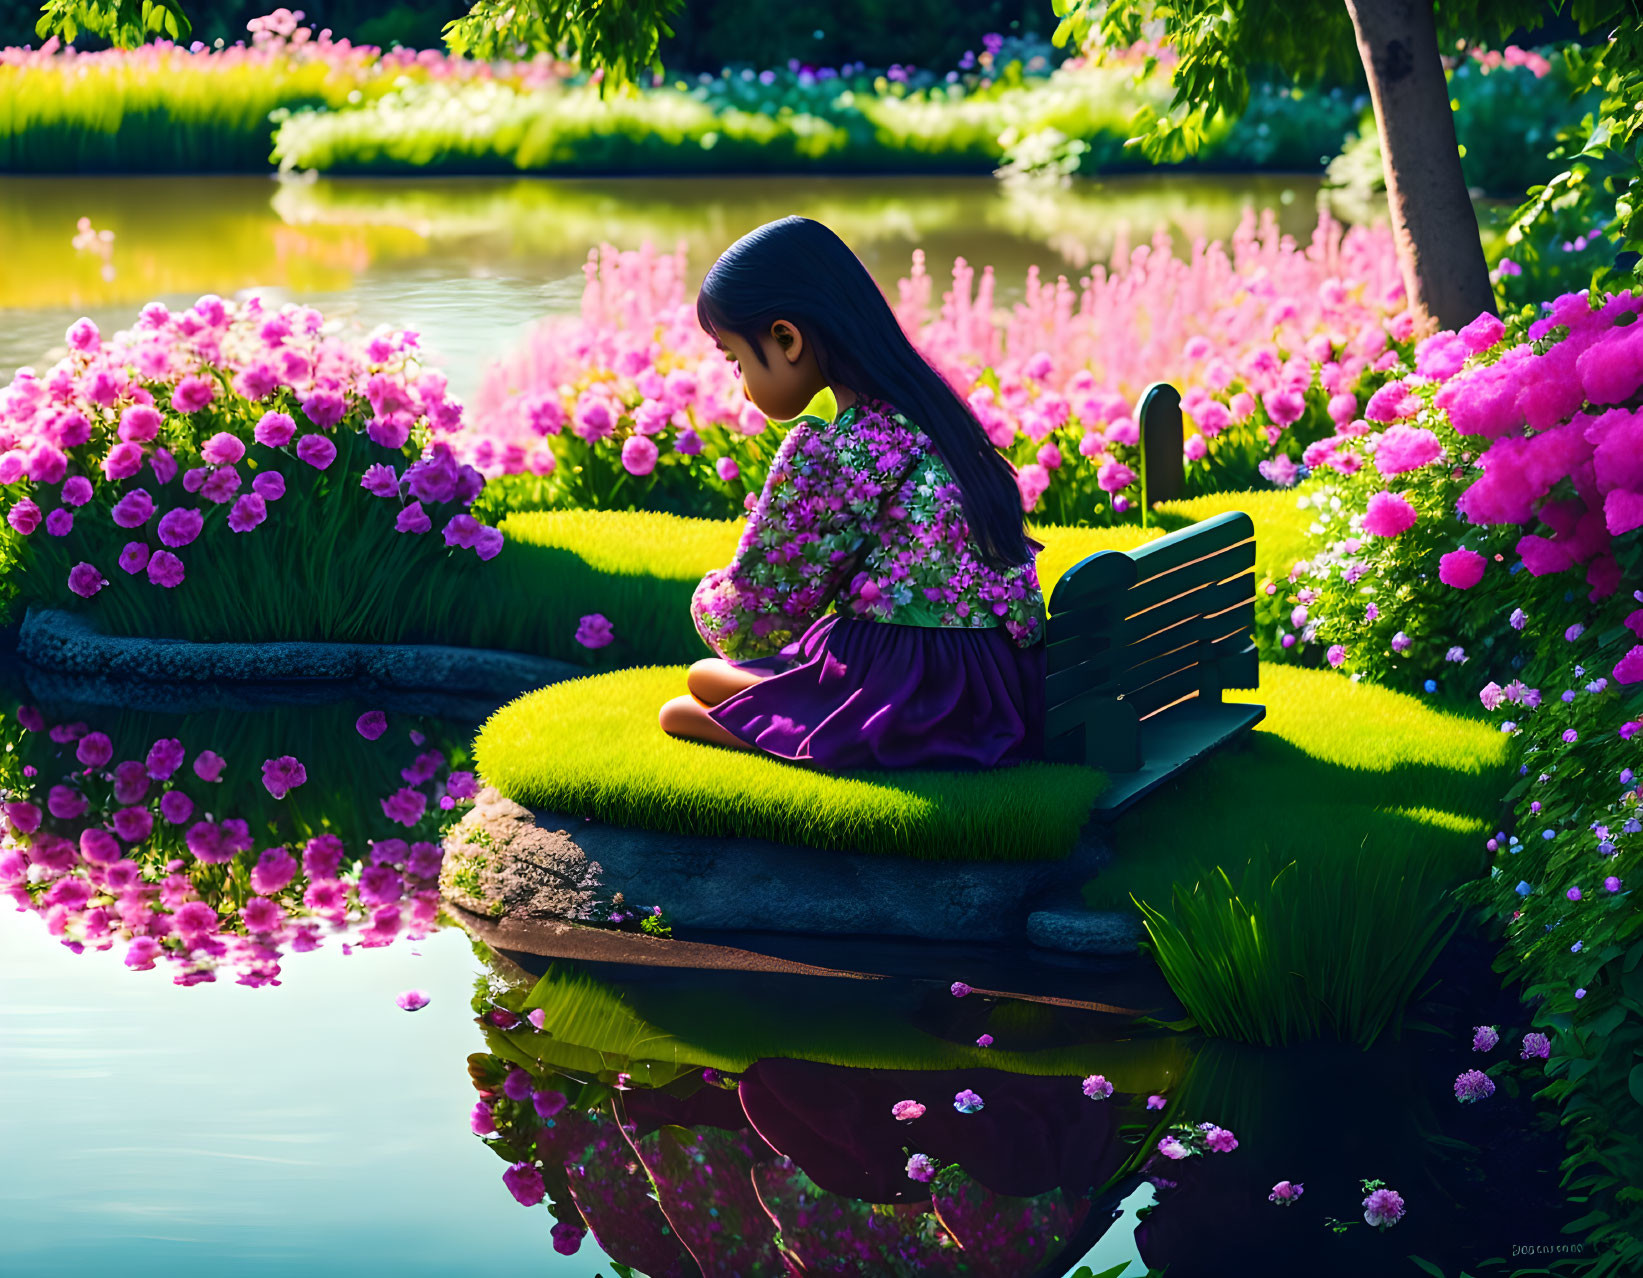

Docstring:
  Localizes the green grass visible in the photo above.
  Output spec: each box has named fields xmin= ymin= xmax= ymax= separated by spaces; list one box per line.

xmin=1086 ymin=664 xmax=1511 ymax=1046
xmin=445 ymin=509 xmax=1163 ymax=667
xmin=479 ymin=956 xmax=1192 ymax=1090
xmin=473 ymin=666 xmax=1107 ymax=860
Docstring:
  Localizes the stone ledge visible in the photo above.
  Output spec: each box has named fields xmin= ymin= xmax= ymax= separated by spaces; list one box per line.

xmin=1027 ymin=907 xmax=1146 ymax=956
xmin=441 ymin=786 xmax=1119 ymax=948
xmin=18 ymin=606 xmax=582 ymax=699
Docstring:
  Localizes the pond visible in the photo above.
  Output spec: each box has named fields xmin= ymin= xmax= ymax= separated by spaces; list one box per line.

xmin=0 ymin=649 xmax=1578 ymax=1277
xmin=1 ymin=171 xmax=1349 ymax=401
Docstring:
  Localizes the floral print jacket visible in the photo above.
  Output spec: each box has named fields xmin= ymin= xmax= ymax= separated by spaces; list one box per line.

xmin=691 ymin=397 xmax=1046 ymax=662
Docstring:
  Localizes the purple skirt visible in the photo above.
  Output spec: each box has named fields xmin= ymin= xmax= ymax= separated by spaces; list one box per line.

xmin=707 ymin=614 xmax=1046 ymax=771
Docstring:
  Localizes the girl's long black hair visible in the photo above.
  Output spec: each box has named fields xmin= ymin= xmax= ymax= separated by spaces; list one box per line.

xmin=696 ymin=216 xmax=1034 ymax=570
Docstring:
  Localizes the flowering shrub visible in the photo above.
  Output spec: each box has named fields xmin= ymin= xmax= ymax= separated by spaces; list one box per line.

xmin=1275 ymin=279 xmax=1643 ymax=1273
xmin=0 ymin=697 xmax=475 ymax=986
xmin=0 ymin=294 xmax=506 ymax=642
xmin=465 ymin=206 xmax=1410 ymax=528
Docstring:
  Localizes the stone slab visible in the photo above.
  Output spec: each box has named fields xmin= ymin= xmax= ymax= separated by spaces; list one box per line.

xmin=1027 ymin=906 xmax=1146 ymax=956
xmin=441 ymin=786 xmax=1121 ymax=949
xmin=18 ymin=606 xmax=582 ymax=699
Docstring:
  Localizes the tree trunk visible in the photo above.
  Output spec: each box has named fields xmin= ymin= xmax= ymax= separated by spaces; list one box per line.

xmin=1342 ymin=0 xmax=1498 ymax=336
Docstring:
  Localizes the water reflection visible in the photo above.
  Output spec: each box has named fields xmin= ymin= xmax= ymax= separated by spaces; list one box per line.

xmin=1 ymin=172 xmax=1343 ymax=400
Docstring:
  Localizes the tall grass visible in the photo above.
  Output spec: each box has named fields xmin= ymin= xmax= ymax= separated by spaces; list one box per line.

xmin=472 ymin=666 xmax=1107 ymax=861
xmin=1089 ymin=665 xmax=1510 ymax=1047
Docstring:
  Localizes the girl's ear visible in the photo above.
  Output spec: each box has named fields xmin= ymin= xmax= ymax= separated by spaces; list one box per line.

xmin=770 ymin=320 xmax=804 ymax=364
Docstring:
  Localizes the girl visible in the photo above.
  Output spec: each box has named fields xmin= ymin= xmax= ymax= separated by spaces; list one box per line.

xmin=659 ymin=216 xmax=1046 ymax=770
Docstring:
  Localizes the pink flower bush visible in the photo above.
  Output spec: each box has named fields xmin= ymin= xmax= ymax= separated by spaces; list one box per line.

xmin=1363 ymin=490 xmax=1417 ymax=537
xmin=466 ymin=208 xmax=1407 ymax=524
xmin=1 ymin=296 xmax=505 ymax=621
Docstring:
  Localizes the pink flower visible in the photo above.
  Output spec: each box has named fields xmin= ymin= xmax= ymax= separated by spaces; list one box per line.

xmin=1327 ymin=644 xmax=1347 ymax=667
xmin=60 ymin=476 xmax=93 ymax=507
xmin=193 ymin=749 xmax=226 ymax=782
xmin=172 ymin=899 xmax=219 ymax=938
xmin=250 ymin=846 xmax=297 ymax=894
xmin=1147 ymin=1094 xmax=1166 ymax=1110
xmin=381 ymin=787 xmax=428 ymax=827
xmin=892 ymin=1100 xmax=926 ymax=1121
xmin=906 ymin=1153 xmax=936 ymax=1182
xmin=1268 ymin=1180 xmax=1304 ymax=1206
xmin=242 ymin=896 xmax=285 ymax=933
xmin=301 ymin=392 xmax=346 ymax=429
xmin=470 ymin=1100 xmax=496 ymax=1134
xmin=303 ymin=834 xmax=344 ymax=879
xmin=81 ymin=825 xmax=122 ymax=863
xmin=715 ymin=456 xmax=740 ymax=482
xmin=171 ymin=376 xmax=215 ymax=414
xmin=146 ymin=550 xmax=185 ymax=588
xmin=575 ymin=613 xmax=614 ymax=649
xmin=295 ymin=435 xmax=337 ymax=470
xmin=1201 ymin=1124 xmax=1239 ymax=1152
xmin=1374 ymin=425 xmax=1442 ymax=476
xmin=7 ymin=499 xmax=42 ymax=535
xmin=254 ymin=411 xmax=296 ymax=447
xmin=1363 ymin=490 xmax=1417 ymax=537
xmin=252 ymin=471 xmax=286 ymax=502
xmin=1616 ymin=646 xmax=1643 ymax=684
xmin=1097 ymin=460 xmax=1136 ymax=493
xmin=201 ymin=432 xmax=245 ymax=466
xmin=621 ymin=435 xmax=659 ymax=475
xmin=1081 ymin=1074 xmax=1114 ymax=1100
xmin=1262 ymin=387 xmax=1306 ymax=427
xmin=1364 ymin=379 xmax=1419 ymax=422
xmin=950 ymin=981 xmax=972 ymax=998
xmin=1157 ymin=1136 xmax=1192 ymax=1160
xmin=67 ymin=562 xmax=107 ymax=598
xmin=119 ymin=404 xmax=162 ymax=442
xmin=1439 ymin=548 xmax=1486 ymax=590
xmin=395 ymin=989 xmax=430 ymax=1011
xmin=357 ymin=710 xmax=388 ymax=740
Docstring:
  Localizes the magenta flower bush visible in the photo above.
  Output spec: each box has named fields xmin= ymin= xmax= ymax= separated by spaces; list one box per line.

xmin=465 ymin=207 xmax=1409 ymax=527
xmin=0 ymin=295 xmax=506 ymax=642
xmin=0 ymin=698 xmax=479 ymax=986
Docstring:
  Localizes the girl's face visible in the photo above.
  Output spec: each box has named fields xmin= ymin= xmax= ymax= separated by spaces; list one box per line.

xmin=715 ymin=321 xmax=824 ymax=422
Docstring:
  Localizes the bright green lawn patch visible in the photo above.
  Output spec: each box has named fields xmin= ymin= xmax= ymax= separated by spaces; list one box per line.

xmin=1087 ymin=664 xmax=1511 ymax=1046
xmin=1157 ymin=487 xmax=1315 ymax=584
xmin=473 ymin=666 xmax=1106 ymax=860
xmin=443 ymin=509 xmax=1163 ymax=666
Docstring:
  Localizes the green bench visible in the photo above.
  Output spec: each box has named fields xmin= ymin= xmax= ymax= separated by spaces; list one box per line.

xmin=1043 ymin=507 xmax=1265 ymax=817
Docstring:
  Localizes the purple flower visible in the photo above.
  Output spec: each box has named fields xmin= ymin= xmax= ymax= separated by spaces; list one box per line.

xmin=1362 ymin=1187 xmax=1406 ymax=1229
xmin=1509 ymin=607 xmax=1526 ymax=629
xmin=1606 ymin=876 xmax=1623 ymax=892
xmin=67 ymin=562 xmax=106 ymax=598
xmin=254 ymin=411 xmax=296 ymax=447
xmin=1081 ymin=1074 xmax=1114 ymax=1100
xmin=1200 ymin=1123 xmax=1239 ymax=1153
xmin=470 ymin=1100 xmax=496 ymax=1135
xmin=1521 ymin=1032 xmax=1551 ymax=1060
xmin=1157 ymin=1136 xmax=1192 ymax=1160
xmin=953 ymin=1089 xmax=984 ymax=1114
xmin=532 ymin=1089 xmax=567 ymax=1119
xmin=1471 ymin=1025 xmax=1499 ymax=1052
xmin=395 ymin=989 xmax=430 ymax=1011
xmin=252 ymin=471 xmax=285 ymax=502
xmin=356 ymin=710 xmax=387 ymax=740
xmin=156 ymin=507 xmax=203 ymax=547
xmin=1454 ymin=1069 xmax=1495 ymax=1102
xmin=975 ymin=1033 xmax=993 ymax=1048
xmin=146 ymin=549 xmax=185 ymax=588
xmin=550 ymin=1221 xmax=584 ymax=1256
xmin=1146 ymin=1094 xmax=1166 ymax=1110
xmin=502 ymin=1162 xmax=545 ymax=1207
xmin=1268 ymin=1180 xmax=1304 ymax=1206
xmin=575 ymin=613 xmax=614 ymax=649
xmin=950 ymin=981 xmax=972 ymax=998
xmin=295 ymin=434 xmax=337 ymax=470
xmin=381 ymin=787 xmax=428 ymax=827
xmin=261 ymin=754 xmax=307 ymax=800
xmin=171 ymin=375 xmax=215 ymax=414
xmin=361 ymin=463 xmax=400 ymax=498
xmin=906 ymin=1153 xmax=936 ymax=1182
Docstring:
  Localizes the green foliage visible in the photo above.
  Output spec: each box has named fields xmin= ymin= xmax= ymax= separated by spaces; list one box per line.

xmin=1502 ymin=7 xmax=1643 ymax=302
xmin=1091 ymin=664 xmax=1510 ymax=1046
xmin=1049 ymin=0 xmax=1545 ymax=168
xmin=34 ymin=0 xmax=189 ymax=46
xmin=266 ymin=61 xmax=1354 ymax=178
xmin=441 ymin=0 xmax=683 ymax=90
xmin=473 ymin=665 xmax=1108 ymax=861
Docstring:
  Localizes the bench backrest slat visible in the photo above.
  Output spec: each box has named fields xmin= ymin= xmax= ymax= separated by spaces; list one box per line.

xmin=1044 ymin=509 xmax=1258 ymax=768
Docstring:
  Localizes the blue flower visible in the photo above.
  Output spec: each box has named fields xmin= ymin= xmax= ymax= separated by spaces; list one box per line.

xmin=1542 ymin=829 xmax=1556 ymax=840
xmin=1516 ymin=880 xmax=1533 ymax=896
xmin=1424 ymin=679 xmax=1438 ymax=693
xmin=1572 ymin=941 xmax=1583 ymax=953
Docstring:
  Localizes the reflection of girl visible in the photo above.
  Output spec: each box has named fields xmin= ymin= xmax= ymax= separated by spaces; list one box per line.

xmin=659 ymin=216 xmax=1048 ymax=771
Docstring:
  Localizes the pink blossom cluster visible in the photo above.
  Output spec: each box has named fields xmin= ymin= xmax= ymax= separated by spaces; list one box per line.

xmin=0 ymin=293 xmax=505 ymax=606
xmin=466 ymin=207 xmax=1409 ymax=519
xmin=3 ymin=18 xmax=567 ymax=90
xmin=0 ymin=703 xmax=476 ymax=986
xmin=1466 ymin=44 xmax=1554 ymax=78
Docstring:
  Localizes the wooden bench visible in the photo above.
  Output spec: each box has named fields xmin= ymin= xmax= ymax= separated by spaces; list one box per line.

xmin=1043 ymin=507 xmax=1265 ymax=817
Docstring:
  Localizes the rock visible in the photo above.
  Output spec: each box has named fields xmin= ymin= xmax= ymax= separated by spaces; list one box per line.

xmin=1026 ymin=907 xmax=1145 ymax=956
xmin=440 ymin=787 xmax=604 ymax=921
xmin=440 ymin=788 xmax=1113 ymax=944
xmin=18 ymin=606 xmax=581 ymax=698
